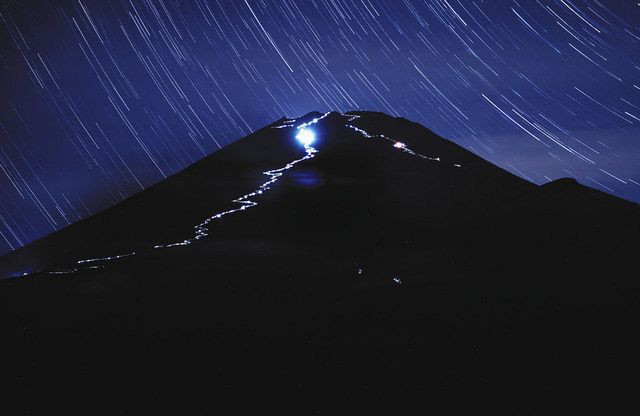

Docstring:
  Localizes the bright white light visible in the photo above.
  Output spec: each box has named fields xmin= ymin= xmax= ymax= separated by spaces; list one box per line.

xmin=394 ymin=141 xmax=405 ymax=149
xmin=296 ymin=128 xmax=316 ymax=146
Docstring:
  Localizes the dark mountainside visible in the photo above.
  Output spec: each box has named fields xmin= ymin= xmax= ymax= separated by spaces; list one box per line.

xmin=1 ymin=111 xmax=639 ymax=414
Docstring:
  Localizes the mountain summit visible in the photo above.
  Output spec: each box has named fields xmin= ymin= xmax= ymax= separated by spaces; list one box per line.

xmin=1 ymin=111 xmax=639 ymax=413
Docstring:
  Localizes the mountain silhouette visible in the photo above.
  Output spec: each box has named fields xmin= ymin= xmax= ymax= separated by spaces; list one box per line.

xmin=1 ymin=111 xmax=639 ymax=414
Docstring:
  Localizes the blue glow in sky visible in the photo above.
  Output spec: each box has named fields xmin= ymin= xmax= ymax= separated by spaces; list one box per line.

xmin=0 ymin=0 xmax=639 ymax=255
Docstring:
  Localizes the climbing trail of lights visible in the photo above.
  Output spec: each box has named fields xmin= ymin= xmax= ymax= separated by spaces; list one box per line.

xmin=152 ymin=146 xmax=317 ymax=248
xmin=152 ymin=113 xmax=329 ymax=249
xmin=343 ymin=113 xmax=463 ymax=168
xmin=152 ymin=145 xmax=316 ymax=249
xmin=17 ymin=111 xmax=462 ymax=278
xmin=77 ymin=252 xmax=137 ymax=264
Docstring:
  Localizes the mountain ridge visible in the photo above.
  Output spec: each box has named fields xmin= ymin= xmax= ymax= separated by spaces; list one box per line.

xmin=0 ymin=110 xmax=637 ymax=279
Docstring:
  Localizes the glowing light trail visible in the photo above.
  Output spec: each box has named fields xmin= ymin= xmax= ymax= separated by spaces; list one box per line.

xmin=344 ymin=113 xmax=457 ymax=166
xmin=77 ymin=252 xmax=136 ymax=264
xmin=153 ymin=113 xmax=328 ymax=249
xmin=153 ymin=145 xmax=318 ymax=248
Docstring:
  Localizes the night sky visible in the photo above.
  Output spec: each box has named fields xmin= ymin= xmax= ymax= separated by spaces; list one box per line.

xmin=0 ymin=0 xmax=639 ymax=255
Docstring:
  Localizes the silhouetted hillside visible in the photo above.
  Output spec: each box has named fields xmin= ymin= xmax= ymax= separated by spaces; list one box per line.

xmin=1 ymin=111 xmax=639 ymax=414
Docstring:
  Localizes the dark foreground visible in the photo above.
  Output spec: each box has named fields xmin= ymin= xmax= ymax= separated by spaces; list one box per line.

xmin=2 ymin=273 xmax=640 ymax=414
xmin=1 ymin=112 xmax=639 ymax=414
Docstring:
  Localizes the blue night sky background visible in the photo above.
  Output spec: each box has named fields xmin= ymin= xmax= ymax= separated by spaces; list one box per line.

xmin=0 ymin=0 xmax=639 ymax=255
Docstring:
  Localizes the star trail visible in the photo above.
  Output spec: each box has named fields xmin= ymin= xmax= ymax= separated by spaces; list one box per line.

xmin=0 ymin=0 xmax=639 ymax=255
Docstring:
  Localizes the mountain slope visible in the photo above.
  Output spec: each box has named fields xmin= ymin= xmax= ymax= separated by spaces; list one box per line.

xmin=0 ymin=111 xmax=639 ymax=414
